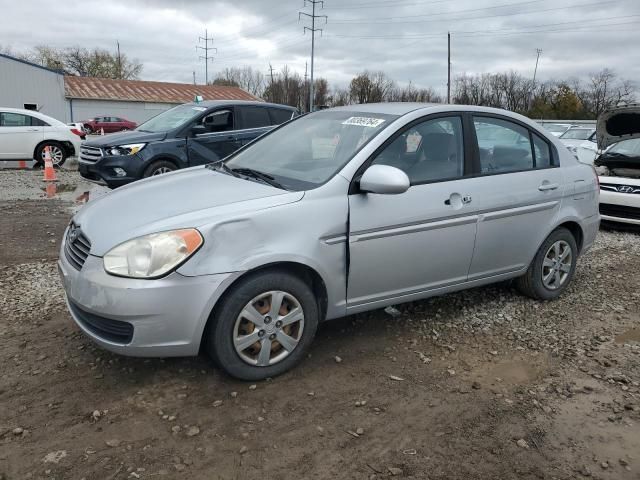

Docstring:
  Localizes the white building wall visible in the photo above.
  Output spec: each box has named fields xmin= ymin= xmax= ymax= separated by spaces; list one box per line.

xmin=70 ymin=99 xmax=177 ymax=124
xmin=0 ymin=55 xmax=69 ymax=122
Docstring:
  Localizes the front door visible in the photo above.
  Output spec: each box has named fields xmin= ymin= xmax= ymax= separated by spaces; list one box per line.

xmin=466 ymin=115 xmax=565 ymax=279
xmin=347 ymin=115 xmax=478 ymax=311
xmin=187 ymin=109 xmax=241 ymax=165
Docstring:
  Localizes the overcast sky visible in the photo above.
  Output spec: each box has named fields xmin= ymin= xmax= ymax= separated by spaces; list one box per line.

xmin=2 ymin=0 xmax=639 ymax=94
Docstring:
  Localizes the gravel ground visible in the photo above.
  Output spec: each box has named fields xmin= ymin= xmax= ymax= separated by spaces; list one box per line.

xmin=1 ymin=169 xmax=639 ymax=480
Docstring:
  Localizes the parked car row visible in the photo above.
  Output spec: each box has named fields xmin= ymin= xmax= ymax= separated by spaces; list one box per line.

xmin=59 ymin=103 xmax=601 ymax=380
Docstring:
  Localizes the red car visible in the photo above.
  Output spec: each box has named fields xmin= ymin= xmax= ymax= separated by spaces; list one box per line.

xmin=82 ymin=116 xmax=137 ymax=134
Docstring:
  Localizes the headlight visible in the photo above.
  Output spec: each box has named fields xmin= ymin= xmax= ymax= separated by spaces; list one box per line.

xmin=103 ymin=229 xmax=203 ymax=279
xmin=108 ymin=143 xmax=146 ymax=156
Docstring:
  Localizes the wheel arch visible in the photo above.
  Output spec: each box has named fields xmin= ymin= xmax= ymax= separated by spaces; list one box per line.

xmin=199 ymin=261 xmax=329 ymax=353
xmin=556 ymin=220 xmax=584 ymax=254
xmin=33 ymin=139 xmax=70 ymax=161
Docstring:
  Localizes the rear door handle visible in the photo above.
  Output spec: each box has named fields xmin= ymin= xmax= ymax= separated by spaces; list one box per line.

xmin=538 ymin=183 xmax=559 ymax=191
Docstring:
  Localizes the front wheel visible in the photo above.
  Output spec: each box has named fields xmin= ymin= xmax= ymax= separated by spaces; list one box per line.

xmin=35 ymin=141 xmax=67 ymax=167
xmin=206 ymin=270 xmax=319 ymax=380
xmin=515 ymin=227 xmax=578 ymax=300
xmin=143 ymin=160 xmax=176 ymax=177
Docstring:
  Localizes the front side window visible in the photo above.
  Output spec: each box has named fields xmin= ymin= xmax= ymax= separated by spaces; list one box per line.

xmin=474 ymin=117 xmax=533 ymax=174
xmin=200 ymin=109 xmax=233 ymax=133
xmin=238 ymin=106 xmax=271 ymax=129
xmin=371 ymin=116 xmax=464 ymax=184
xmin=0 ymin=112 xmax=32 ymax=127
xmin=225 ymin=110 xmax=397 ymax=190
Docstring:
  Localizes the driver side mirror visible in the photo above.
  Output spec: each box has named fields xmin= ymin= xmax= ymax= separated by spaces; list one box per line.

xmin=191 ymin=124 xmax=207 ymax=136
xmin=359 ymin=164 xmax=410 ymax=195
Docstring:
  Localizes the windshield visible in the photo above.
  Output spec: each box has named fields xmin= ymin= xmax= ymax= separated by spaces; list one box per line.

xmin=137 ymin=104 xmax=206 ymax=133
xmin=225 ymin=110 xmax=398 ymax=190
xmin=545 ymin=124 xmax=570 ymax=133
xmin=607 ymin=138 xmax=640 ymax=156
xmin=560 ymin=128 xmax=594 ymax=140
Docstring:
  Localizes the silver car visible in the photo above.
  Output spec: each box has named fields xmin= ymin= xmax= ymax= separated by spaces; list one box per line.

xmin=58 ymin=103 xmax=600 ymax=380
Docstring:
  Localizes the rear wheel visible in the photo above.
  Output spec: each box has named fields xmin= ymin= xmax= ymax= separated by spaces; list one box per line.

xmin=206 ymin=270 xmax=319 ymax=380
xmin=516 ymin=227 xmax=578 ymax=300
xmin=35 ymin=141 xmax=67 ymax=168
xmin=143 ymin=160 xmax=177 ymax=177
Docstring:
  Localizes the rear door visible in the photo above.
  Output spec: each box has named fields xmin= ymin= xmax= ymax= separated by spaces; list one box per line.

xmin=0 ymin=112 xmax=44 ymax=160
xmin=187 ymin=108 xmax=240 ymax=165
xmin=466 ymin=115 xmax=564 ymax=279
xmin=234 ymin=105 xmax=274 ymax=146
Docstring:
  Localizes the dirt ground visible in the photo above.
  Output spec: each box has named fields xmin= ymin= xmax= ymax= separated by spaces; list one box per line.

xmin=1 ymin=168 xmax=639 ymax=480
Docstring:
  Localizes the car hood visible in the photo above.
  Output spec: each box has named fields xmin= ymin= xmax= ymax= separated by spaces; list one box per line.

xmin=73 ymin=167 xmax=304 ymax=256
xmin=597 ymin=105 xmax=640 ymax=149
xmin=83 ymin=130 xmax=166 ymax=147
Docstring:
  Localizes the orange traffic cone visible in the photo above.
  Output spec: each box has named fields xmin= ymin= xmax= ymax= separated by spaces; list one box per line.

xmin=43 ymin=146 xmax=57 ymax=182
xmin=100 ymin=127 xmax=105 ymax=136
xmin=18 ymin=160 xmax=26 ymax=169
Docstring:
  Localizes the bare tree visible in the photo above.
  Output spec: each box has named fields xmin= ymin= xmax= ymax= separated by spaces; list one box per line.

xmin=212 ymin=66 xmax=265 ymax=96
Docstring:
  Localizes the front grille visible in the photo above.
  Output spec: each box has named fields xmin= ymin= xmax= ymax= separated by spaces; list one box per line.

xmin=64 ymin=224 xmax=91 ymax=270
xmin=79 ymin=146 xmax=103 ymax=164
xmin=600 ymin=183 xmax=640 ymax=194
xmin=69 ymin=301 xmax=134 ymax=344
xmin=599 ymin=203 xmax=640 ymax=220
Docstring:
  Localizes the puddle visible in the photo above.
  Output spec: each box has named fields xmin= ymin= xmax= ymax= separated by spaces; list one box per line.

xmin=615 ymin=328 xmax=640 ymax=344
xmin=40 ymin=183 xmax=77 ymax=194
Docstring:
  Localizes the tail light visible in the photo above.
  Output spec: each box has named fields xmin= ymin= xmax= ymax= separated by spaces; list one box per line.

xmin=70 ymin=128 xmax=84 ymax=136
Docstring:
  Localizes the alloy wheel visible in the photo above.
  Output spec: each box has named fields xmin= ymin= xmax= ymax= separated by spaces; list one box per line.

xmin=541 ymin=240 xmax=572 ymax=290
xmin=151 ymin=167 xmax=173 ymax=175
xmin=42 ymin=145 xmax=64 ymax=166
xmin=233 ymin=291 xmax=305 ymax=367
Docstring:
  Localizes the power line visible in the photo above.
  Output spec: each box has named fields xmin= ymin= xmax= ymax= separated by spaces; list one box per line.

xmin=299 ymin=0 xmax=327 ymax=112
xmin=196 ymin=29 xmax=216 ymax=84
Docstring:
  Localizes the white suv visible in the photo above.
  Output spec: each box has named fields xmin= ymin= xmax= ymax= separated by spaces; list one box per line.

xmin=0 ymin=108 xmax=84 ymax=167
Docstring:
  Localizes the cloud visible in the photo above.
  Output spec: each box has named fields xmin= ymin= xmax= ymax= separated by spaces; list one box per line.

xmin=1 ymin=0 xmax=639 ymax=94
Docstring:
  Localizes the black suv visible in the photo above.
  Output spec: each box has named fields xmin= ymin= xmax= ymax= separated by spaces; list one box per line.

xmin=78 ymin=101 xmax=298 ymax=188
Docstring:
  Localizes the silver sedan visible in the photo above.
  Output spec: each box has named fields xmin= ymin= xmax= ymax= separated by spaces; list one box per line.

xmin=58 ymin=103 xmax=600 ymax=380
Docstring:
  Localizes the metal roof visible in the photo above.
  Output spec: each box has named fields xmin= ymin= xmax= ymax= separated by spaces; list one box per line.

xmin=0 ymin=52 xmax=64 ymax=75
xmin=64 ymin=76 xmax=261 ymax=104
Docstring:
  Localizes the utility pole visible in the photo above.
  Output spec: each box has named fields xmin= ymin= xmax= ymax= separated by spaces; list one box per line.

xmin=304 ymin=61 xmax=308 ymax=112
xmin=196 ymin=29 xmax=216 ymax=85
xmin=116 ymin=41 xmax=122 ymax=79
xmin=532 ymin=48 xmax=542 ymax=84
xmin=299 ymin=0 xmax=327 ymax=113
xmin=447 ymin=32 xmax=451 ymax=104
xmin=193 ymin=71 xmax=196 ymax=85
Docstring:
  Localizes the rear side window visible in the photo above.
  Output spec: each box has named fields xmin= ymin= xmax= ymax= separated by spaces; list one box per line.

xmin=238 ymin=106 xmax=271 ymax=129
xmin=532 ymin=133 xmax=552 ymax=168
xmin=269 ymin=108 xmax=294 ymax=125
xmin=473 ymin=117 xmax=533 ymax=174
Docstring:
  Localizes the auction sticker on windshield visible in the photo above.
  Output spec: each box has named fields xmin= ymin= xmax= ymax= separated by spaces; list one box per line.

xmin=342 ymin=117 xmax=386 ymax=128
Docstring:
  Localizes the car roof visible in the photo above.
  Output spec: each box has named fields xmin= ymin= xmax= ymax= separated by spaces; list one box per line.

xmin=184 ymin=100 xmax=298 ymax=111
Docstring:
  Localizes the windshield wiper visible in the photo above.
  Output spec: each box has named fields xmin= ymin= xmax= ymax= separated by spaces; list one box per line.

xmin=231 ymin=167 xmax=287 ymax=190
xmin=206 ymin=162 xmax=242 ymax=178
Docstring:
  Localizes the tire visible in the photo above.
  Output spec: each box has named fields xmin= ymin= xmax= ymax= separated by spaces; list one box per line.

xmin=515 ymin=227 xmax=578 ymax=300
xmin=206 ymin=270 xmax=319 ymax=380
xmin=84 ymin=126 xmax=93 ymax=135
xmin=35 ymin=141 xmax=67 ymax=168
xmin=143 ymin=160 xmax=177 ymax=178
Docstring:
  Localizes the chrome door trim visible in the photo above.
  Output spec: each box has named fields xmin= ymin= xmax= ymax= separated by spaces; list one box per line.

xmin=349 ymin=214 xmax=478 ymax=243
xmin=478 ymin=200 xmax=559 ymax=222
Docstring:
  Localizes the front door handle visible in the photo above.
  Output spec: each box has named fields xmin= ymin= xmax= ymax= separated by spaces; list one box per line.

xmin=538 ymin=183 xmax=559 ymax=191
xmin=445 ymin=194 xmax=472 ymax=206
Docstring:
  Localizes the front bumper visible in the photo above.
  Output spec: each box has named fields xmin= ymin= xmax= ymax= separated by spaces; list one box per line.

xmin=78 ymin=153 xmax=145 ymax=188
xmin=599 ymin=188 xmax=640 ymax=226
xmin=58 ymin=239 xmax=238 ymax=357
